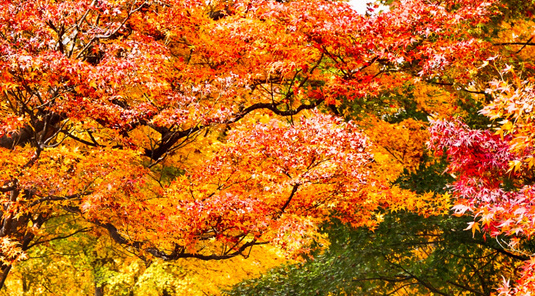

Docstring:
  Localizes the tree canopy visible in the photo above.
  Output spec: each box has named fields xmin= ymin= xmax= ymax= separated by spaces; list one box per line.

xmin=1 ymin=0 xmax=535 ymax=294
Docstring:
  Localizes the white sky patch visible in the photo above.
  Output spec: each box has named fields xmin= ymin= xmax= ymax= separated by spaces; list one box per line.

xmin=348 ymin=0 xmax=389 ymax=14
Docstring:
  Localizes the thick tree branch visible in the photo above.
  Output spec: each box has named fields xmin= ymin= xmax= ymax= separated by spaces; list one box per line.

xmin=0 ymin=112 xmax=63 ymax=150
xmin=278 ymin=184 xmax=300 ymax=218
xmin=144 ymin=100 xmax=323 ymax=160
xmin=93 ymin=219 xmax=263 ymax=261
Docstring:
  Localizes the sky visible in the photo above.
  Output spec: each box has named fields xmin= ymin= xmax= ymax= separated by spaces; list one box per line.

xmin=348 ymin=0 xmax=389 ymax=14
xmin=348 ymin=0 xmax=370 ymax=14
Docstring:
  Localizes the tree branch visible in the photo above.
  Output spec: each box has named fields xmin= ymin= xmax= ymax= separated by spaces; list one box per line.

xmin=26 ymin=227 xmax=92 ymax=249
xmin=92 ymin=219 xmax=264 ymax=261
xmin=278 ymin=184 xmax=300 ymax=218
xmin=144 ymin=100 xmax=323 ymax=160
xmin=493 ymin=36 xmax=535 ymax=53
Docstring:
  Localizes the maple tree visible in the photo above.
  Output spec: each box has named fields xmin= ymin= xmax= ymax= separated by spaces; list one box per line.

xmin=0 ymin=229 xmax=287 ymax=295
xmin=0 ymin=0 xmax=500 ymax=292
xmin=227 ymin=157 xmax=531 ymax=296
xmin=428 ymin=96 xmax=535 ymax=294
xmin=228 ymin=213 xmax=528 ymax=296
xmin=425 ymin=3 xmax=535 ymax=294
xmin=227 ymin=0 xmax=535 ymax=295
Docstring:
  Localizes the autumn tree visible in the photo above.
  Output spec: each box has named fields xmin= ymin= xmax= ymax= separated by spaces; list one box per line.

xmin=227 ymin=159 xmax=529 ymax=296
xmin=226 ymin=0 xmax=535 ymax=295
xmin=0 ymin=228 xmax=287 ymax=295
xmin=0 ymin=0 xmax=498 ymax=290
xmin=424 ymin=1 xmax=535 ymax=294
xmin=228 ymin=213 xmax=529 ymax=296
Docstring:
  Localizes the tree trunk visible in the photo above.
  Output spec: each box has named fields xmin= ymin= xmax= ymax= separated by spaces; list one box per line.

xmin=95 ymin=283 xmax=105 ymax=296
xmin=0 ymin=264 xmax=12 ymax=290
